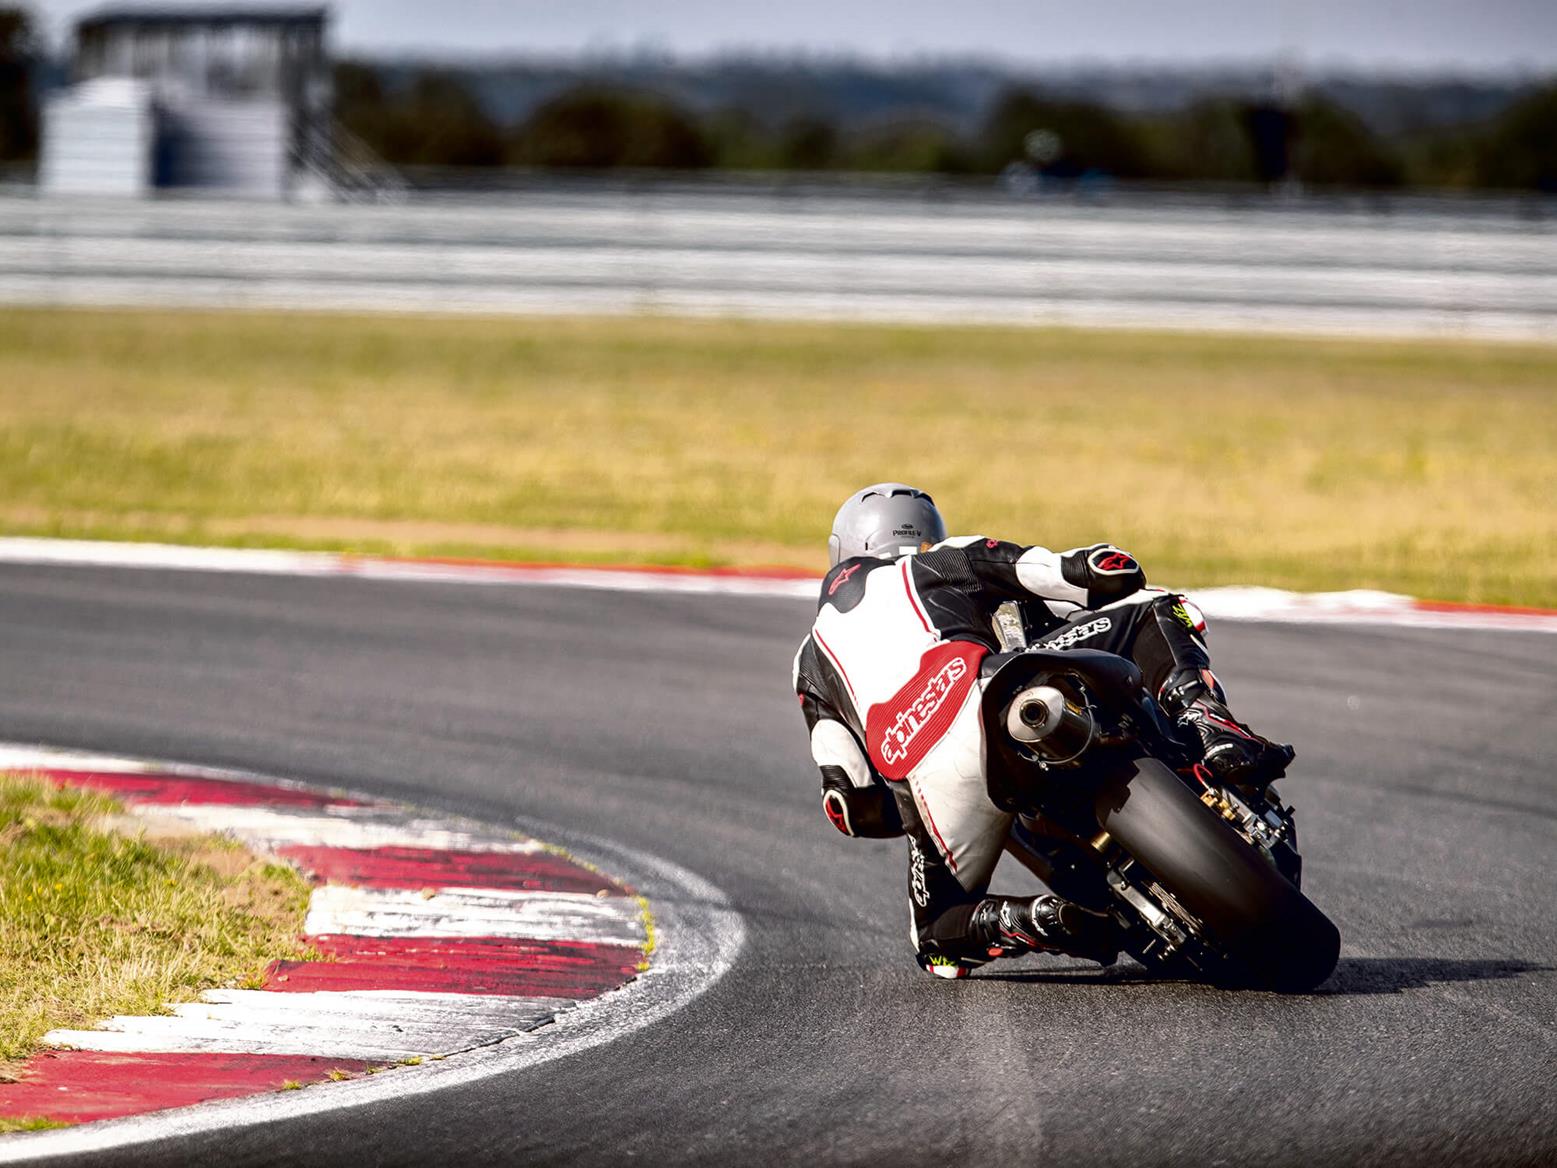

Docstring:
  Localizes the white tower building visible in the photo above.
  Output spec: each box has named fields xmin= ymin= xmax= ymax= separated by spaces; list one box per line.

xmin=40 ymin=5 xmax=333 ymax=199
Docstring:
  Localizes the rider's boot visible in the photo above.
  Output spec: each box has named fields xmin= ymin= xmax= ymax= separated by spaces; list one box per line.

xmin=914 ymin=893 xmax=1122 ymax=978
xmin=1162 ymin=667 xmax=1295 ymax=791
xmin=972 ymin=894 xmax=1123 ymax=966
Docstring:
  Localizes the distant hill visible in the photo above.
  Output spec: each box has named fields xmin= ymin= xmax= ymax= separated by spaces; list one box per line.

xmin=358 ymin=54 xmax=1541 ymax=139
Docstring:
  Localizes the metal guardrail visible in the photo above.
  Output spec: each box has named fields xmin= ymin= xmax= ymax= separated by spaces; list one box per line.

xmin=0 ymin=186 xmax=1552 ymax=338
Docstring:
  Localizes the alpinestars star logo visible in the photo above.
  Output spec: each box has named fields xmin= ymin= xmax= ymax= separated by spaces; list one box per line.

xmin=1090 ymin=548 xmax=1138 ymax=574
xmin=879 ymin=656 xmax=969 ymax=769
xmin=827 ymin=563 xmax=862 ymax=596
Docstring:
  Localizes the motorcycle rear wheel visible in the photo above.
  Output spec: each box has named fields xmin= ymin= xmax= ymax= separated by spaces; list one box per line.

xmin=1096 ymin=756 xmax=1341 ymax=992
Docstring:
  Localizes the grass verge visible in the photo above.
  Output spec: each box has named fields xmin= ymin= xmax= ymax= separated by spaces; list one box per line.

xmin=0 ymin=308 xmax=1552 ymax=605
xmin=0 ymin=772 xmax=314 ymax=1127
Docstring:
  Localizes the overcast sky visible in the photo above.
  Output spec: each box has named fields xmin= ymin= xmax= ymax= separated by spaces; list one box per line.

xmin=28 ymin=1 xmax=1557 ymax=73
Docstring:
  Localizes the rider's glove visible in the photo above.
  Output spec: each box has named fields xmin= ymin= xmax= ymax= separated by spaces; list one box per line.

xmin=1063 ymin=544 xmax=1146 ymax=607
xmin=820 ymin=767 xmax=904 ymax=839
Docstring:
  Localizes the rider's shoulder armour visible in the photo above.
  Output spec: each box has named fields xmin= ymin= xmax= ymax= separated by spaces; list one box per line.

xmin=818 ymin=555 xmax=896 ymax=613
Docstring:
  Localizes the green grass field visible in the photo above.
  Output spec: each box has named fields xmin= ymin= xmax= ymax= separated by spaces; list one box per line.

xmin=0 ymin=774 xmax=314 ymax=1125
xmin=0 ymin=308 xmax=1552 ymax=605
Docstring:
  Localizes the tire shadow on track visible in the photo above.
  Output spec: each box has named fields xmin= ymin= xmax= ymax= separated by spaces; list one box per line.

xmin=1315 ymin=956 xmax=1553 ymax=996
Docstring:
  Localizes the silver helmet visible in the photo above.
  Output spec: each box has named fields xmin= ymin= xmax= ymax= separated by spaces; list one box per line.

xmin=828 ymin=483 xmax=947 ymax=567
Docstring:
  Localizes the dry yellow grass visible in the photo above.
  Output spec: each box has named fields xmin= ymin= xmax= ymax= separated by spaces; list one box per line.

xmin=0 ymin=308 xmax=1551 ymax=604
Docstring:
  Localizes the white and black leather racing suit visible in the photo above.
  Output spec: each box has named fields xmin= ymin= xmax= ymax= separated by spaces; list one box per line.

xmin=792 ymin=536 xmax=1228 ymax=973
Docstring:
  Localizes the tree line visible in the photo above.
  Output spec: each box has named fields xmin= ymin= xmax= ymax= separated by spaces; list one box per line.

xmin=1 ymin=0 xmax=1552 ymax=193
xmin=334 ymin=64 xmax=1557 ymax=192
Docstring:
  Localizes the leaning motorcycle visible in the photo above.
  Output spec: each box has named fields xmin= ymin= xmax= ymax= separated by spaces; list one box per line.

xmin=981 ymin=637 xmax=1340 ymax=992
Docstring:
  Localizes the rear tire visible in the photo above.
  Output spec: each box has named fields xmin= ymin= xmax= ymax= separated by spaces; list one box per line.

xmin=1095 ymin=756 xmax=1340 ymax=992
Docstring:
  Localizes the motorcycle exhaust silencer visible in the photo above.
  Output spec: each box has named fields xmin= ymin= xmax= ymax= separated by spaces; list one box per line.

xmin=1006 ymin=684 xmax=1095 ymax=763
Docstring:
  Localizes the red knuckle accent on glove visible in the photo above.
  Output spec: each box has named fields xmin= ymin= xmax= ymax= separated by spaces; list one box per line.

xmin=1091 ymin=550 xmax=1137 ymax=574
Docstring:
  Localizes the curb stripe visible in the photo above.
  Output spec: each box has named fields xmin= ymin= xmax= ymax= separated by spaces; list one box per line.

xmin=0 ymin=746 xmax=650 ymax=1131
xmin=301 ymin=886 xmax=646 ymax=944
xmin=176 ymin=990 xmax=570 ymax=1028
xmin=1411 ymin=598 xmax=1557 ymax=618
xmin=0 ymin=1053 xmax=378 ymax=1126
xmin=0 ymin=537 xmax=1551 ymax=632
xmin=33 ymin=1030 xmax=474 ymax=1063
xmin=204 ymin=988 xmax=578 ymax=1016
xmin=0 ymin=537 xmax=819 ymax=598
xmin=31 ymin=769 xmax=361 ymax=809
xmin=120 ymin=803 xmax=548 ymax=854
xmin=380 ymin=553 xmax=819 ymax=582
xmin=0 ymin=773 xmax=742 ymax=1165
xmin=43 ymin=996 xmax=566 ymax=1059
xmin=1184 ymin=585 xmax=1557 ymax=633
xmin=273 ymin=844 xmax=629 ymax=895
xmin=264 ymin=937 xmax=643 ymax=998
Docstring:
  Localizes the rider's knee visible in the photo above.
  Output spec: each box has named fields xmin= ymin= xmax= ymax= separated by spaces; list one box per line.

xmin=1146 ymin=591 xmax=1209 ymax=637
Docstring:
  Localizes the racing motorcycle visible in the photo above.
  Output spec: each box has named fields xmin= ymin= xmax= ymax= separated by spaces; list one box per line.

xmin=981 ymin=616 xmax=1340 ymax=992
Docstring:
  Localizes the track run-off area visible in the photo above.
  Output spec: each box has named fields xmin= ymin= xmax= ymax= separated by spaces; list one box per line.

xmin=0 ymin=549 xmax=1553 ymax=1165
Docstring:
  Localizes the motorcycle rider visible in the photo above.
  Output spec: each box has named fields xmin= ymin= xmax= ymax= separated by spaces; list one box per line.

xmin=792 ymin=483 xmax=1294 ymax=979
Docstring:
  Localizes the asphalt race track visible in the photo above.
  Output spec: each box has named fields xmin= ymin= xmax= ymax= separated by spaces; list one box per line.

xmin=1 ymin=563 xmax=1553 ymax=1166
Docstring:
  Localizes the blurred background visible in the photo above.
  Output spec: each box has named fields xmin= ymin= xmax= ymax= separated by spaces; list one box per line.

xmin=1 ymin=1 xmax=1554 ymax=331
xmin=0 ymin=2 xmax=1552 ymax=604
xmin=6 ymin=1 xmax=1556 ymax=197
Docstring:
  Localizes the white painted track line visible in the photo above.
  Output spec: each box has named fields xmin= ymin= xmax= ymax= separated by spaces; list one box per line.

xmin=162 ymin=997 xmax=564 ymax=1035
xmin=0 ymin=537 xmax=819 ymax=598
xmin=43 ymin=990 xmax=568 ymax=1057
xmin=192 ymin=989 xmax=575 ymax=1027
xmin=39 ymin=1028 xmax=468 ymax=1062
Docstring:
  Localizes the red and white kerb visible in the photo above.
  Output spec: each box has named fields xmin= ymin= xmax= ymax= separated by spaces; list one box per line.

xmin=0 ymin=749 xmax=648 ymax=1127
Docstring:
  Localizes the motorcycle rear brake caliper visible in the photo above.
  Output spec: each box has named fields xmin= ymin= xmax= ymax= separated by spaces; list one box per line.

xmin=1193 ymin=772 xmax=1292 ymax=859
